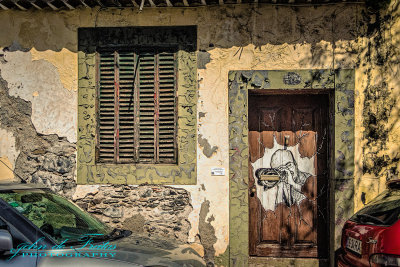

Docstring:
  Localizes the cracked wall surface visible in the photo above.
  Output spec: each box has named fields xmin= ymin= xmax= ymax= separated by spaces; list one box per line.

xmin=0 ymin=2 xmax=399 ymax=266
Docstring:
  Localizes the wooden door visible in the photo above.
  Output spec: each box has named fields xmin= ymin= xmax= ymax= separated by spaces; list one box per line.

xmin=248 ymin=92 xmax=330 ymax=258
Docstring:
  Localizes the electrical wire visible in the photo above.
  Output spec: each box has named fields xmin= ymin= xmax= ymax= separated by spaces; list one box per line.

xmin=0 ymin=158 xmax=27 ymax=183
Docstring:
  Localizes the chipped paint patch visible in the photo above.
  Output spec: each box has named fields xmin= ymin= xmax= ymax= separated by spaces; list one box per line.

xmin=198 ymin=134 xmax=218 ymax=158
xmin=199 ymin=200 xmax=217 ymax=265
xmin=30 ymin=48 xmax=78 ymax=92
xmin=72 ymin=184 xmax=99 ymax=200
xmin=197 ymin=51 xmax=211 ymax=69
xmin=0 ymin=50 xmax=77 ymax=143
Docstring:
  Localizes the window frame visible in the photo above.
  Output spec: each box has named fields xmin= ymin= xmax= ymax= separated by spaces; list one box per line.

xmin=95 ymin=47 xmax=179 ymax=165
xmin=77 ymin=26 xmax=197 ymax=185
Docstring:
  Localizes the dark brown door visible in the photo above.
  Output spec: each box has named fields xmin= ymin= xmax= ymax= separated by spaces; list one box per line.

xmin=248 ymin=92 xmax=330 ymax=258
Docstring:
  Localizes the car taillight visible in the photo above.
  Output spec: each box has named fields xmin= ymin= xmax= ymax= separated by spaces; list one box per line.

xmin=370 ymin=254 xmax=400 ymax=266
xmin=341 ymin=222 xmax=351 ymax=248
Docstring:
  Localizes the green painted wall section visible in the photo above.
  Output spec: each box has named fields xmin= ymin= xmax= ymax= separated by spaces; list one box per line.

xmin=237 ymin=69 xmax=335 ymax=90
xmin=77 ymin=27 xmax=197 ymax=185
xmin=333 ymin=69 xmax=355 ymax=249
xmin=215 ymin=246 xmax=229 ymax=266
xmin=334 ymin=69 xmax=355 ymax=180
xmin=228 ymin=71 xmax=250 ymax=267
xmin=228 ymin=69 xmax=354 ymax=265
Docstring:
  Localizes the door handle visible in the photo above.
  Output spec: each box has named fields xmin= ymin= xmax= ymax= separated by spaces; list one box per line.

xmin=250 ymin=187 xmax=256 ymax=197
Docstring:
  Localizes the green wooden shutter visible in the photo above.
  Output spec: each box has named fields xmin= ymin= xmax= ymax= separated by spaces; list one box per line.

xmin=97 ymin=48 xmax=177 ymax=164
xmin=137 ymin=49 xmax=177 ymax=163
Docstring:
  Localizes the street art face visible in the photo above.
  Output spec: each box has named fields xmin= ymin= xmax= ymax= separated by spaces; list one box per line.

xmin=251 ymin=137 xmax=315 ymax=212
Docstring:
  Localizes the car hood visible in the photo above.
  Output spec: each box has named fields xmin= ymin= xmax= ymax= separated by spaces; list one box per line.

xmin=105 ymin=234 xmax=205 ymax=266
xmin=36 ymin=234 xmax=205 ymax=267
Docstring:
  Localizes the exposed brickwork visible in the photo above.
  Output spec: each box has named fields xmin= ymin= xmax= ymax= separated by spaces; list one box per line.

xmin=74 ymin=185 xmax=193 ymax=242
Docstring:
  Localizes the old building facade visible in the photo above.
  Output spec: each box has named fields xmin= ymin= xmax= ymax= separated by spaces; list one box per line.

xmin=0 ymin=0 xmax=399 ymax=265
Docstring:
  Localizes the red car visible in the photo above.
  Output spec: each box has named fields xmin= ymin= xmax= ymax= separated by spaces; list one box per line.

xmin=337 ymin=180 xmax=400 ymax=267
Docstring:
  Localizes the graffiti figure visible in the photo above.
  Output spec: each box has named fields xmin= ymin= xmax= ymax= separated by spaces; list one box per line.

xmin=255 ymin=149 xmax=311 ymax=209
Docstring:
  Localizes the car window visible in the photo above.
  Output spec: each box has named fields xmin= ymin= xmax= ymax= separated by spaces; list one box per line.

xmin=0 ymin=190 xmax=111 ymax=244
xmin=350 ymin=189 xmax=400 ymax=226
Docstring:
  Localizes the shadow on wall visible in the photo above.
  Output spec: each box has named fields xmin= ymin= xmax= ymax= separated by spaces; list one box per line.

xmin=357 ymin=0 xmax=400 ymax=204
xmin=0 ymin=3 xmax=363 ymax=53
xmin=334 ymin=0 xmax=400 ymax=261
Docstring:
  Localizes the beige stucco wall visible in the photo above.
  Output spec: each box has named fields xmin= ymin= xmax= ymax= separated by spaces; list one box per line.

xmin=0 ymin=50 xmax=77 ymax=142
xmin=0 ymin=126 xmax=19 ymax=181
xmin=0 ymin=1 xmax=399 ymax=264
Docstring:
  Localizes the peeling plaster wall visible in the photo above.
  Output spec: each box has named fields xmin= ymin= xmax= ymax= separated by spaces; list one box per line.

xmin=30 ymin=48 xmax=78 ymax=93
xmin=0 ymin=2 xmax=399 ymax=265
xmin=0 ymin=50 xmax=77 ymax=143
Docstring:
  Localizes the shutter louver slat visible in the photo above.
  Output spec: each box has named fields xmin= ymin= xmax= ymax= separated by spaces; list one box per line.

xmin=138 ymin=52 xmax=156 ymax=163
xmin=157 ymin=51 xmax=176 ymax=163
xmin=98 ymin=52 xmax=116 ymax=163
xmin=118 ymin=51 xmax=135 ymax=161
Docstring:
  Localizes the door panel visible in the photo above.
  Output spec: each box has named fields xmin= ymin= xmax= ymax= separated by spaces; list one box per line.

xmin=249 ymin=93 xmax=329 ymax=258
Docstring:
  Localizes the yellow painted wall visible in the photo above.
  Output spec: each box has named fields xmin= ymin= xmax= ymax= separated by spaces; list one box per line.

xmin=353 ymin=0 xmax=400 ymax=211
xmin=0 ymin=157 xmax=14 ymax=181
xmin=0 ymin=127 xmax=19 ymax=182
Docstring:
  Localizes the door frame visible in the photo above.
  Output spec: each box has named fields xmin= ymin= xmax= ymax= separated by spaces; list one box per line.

xmin=228 ymin=70 xmax=355 ymax=266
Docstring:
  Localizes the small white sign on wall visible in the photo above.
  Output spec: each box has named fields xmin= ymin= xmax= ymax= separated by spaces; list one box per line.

xmin=211 ymin=167 xmax=225 ymax=176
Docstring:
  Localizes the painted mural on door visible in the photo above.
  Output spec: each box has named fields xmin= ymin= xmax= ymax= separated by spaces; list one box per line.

xmin=252 ymin=138 xmax=315 ymax=212
xmin=248 ymin=92 xmax=329 ymax=258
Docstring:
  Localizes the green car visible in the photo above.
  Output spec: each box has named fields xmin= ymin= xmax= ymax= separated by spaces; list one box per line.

xmin=0 ymin=183 xmax=205 ymax=267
